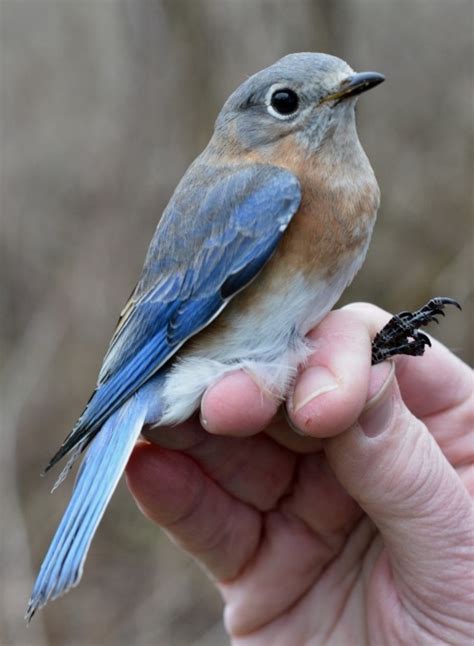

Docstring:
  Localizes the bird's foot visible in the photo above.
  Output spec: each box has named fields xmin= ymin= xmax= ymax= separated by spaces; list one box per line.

xmin=371 ymin=297 xmax=461 ymax=365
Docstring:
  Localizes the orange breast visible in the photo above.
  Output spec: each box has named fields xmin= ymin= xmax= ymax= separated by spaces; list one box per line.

xmin=188 ymin=133 xmax=379 ymax=349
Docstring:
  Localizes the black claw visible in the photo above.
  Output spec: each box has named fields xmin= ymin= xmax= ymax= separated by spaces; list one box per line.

xmin=431 ymin=297 xmax=462 ymax=311
xmin=371 ymin=296 xmax=461 ymax=365
xmin=417 ymin=331 xmax=431 ymax=347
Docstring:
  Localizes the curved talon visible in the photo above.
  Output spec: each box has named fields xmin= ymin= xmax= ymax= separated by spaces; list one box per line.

xmin=416 ymin=331 xmax=431 ymax=346
xmin=432 ymin=297 xmax=462 ymax=310
xmin=371 ymin=296 xmax=460 ymax=365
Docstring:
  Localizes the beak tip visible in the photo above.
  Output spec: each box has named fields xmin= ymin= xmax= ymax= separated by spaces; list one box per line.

xmin=321 ymin=70 xmax=385 ymax=105
xmin=370 ymin=72 xmax=385 ymax=86
xmin=340 ymin=71 xmax=385 ymax=99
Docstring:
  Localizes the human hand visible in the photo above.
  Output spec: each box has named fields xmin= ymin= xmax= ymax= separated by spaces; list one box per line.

xmin=126 ymin=304 xmax=474 ymax=645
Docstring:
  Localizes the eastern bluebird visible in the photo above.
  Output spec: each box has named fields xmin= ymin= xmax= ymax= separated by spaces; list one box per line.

xmin=27 ymin=52 xmax=385 ymax=618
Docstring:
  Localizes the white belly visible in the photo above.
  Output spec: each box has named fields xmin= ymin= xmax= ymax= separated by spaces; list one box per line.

xmin=158 ymin=246 xmax=368 ymax=426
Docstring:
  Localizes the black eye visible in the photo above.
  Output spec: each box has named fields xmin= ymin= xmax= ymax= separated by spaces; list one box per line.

xmin=270 ymin=88 xmax=299 ymax=116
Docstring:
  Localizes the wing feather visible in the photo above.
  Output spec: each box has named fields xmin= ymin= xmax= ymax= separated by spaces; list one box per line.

xmin=46 ymin=163 xmax=301 ymax=471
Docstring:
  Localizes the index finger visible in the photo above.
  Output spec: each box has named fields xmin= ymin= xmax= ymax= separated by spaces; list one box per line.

xmin=343 ymin=303 xmax=473 ymax=469
xmin=343 ymin=302 xmax=472 ymax=419
xmin=286 ymin=308 xmax=373 ymax=437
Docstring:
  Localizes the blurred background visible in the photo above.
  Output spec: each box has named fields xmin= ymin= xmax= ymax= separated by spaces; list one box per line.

xmin=1 ymin=1 xmax=472 ymax=644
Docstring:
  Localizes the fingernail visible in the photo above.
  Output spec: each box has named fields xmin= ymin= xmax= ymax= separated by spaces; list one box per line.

xmin=199 ymin=388 xmax=212 ymax=430
xmin=292 ymin=366 xmax=339 ymax=413
xmin=283 ymin=403 xmax=307 ymax=436
xmin=199 ymin=412 xmax=209 ymax=430
xmin=359 ymin=362 xmax=395 ymax=438
xmin=364 ymin=361 xmax=395 ymax=411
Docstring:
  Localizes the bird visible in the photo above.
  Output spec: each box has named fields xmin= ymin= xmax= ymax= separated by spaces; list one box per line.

xmin=27 ymin=52 xmax=385 ymax=619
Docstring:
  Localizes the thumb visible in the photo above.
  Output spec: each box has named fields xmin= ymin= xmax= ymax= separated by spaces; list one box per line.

xmin=324 ymin=362 xmax=474 ymax=638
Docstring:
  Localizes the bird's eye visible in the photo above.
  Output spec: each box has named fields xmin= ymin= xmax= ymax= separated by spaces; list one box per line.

xmin=269 ymin=88 xmax=299 ymax=118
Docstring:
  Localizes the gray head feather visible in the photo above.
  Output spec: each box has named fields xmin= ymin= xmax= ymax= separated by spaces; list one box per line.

xmin=214 ymin=52 xmax=357 ymax=153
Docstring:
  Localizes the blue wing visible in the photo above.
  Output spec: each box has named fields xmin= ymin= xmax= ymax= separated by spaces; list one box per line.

xmin=46 ymin=163 xmax=301 ymax=470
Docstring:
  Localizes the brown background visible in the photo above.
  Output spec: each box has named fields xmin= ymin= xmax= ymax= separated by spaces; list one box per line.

xmin=1 ymin=1 xmax=472 ymax=644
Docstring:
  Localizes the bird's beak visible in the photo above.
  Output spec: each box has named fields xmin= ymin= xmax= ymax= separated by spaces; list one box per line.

xmin=321 ymin=71 xmax=385 ymax=104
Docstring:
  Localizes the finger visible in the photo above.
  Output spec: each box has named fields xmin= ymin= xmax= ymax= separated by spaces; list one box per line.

xmin=145 ymin=418 xmax=296 ymax=511
xmin=264 ymin=408 xmax=323 ymax=454
xmin=343 ymin=302 xmax=472 ymax=419
xmin=126 ymin=442 xmax=261 ymax=581
xmin=277 ymin=363 xmax=394 ymax=542
xmin=280 ymin=451 xmax=362 ymax=540
xmin=324 ymin=368 xmax=474 ymax=639
xmin=343 ymin=302 xmax=474 ymax=466
xmin=220 ymin=509 xmax=334 ymax=637
xmin=200 ymin=370 xmax=279 ymax=436
xmin=286 ymin=309 xmax=372 ymax=437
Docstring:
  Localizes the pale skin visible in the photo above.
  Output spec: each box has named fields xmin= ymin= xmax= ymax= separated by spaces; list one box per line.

xmin=126 ymin=303 xmax=474 ymax=645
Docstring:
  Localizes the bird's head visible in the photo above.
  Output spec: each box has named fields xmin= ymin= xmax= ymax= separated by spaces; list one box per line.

xmin=213 ymin=52 xmax=384 ymax=160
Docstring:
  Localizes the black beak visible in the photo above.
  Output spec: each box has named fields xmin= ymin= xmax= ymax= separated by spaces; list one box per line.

xmin=321 ymin=71 xmax=385 ymax=104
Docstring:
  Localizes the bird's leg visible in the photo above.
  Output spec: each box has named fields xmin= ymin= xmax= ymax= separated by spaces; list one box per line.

xmin=371 ymin=297 xmax=461 ymax=365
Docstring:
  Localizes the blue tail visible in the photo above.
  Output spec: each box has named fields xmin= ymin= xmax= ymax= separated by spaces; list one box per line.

xmin=26 ymin=377 xmax=164 ymax=620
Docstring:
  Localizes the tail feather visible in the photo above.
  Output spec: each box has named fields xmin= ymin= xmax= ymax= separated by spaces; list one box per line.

xmin=26 ymin=394 xmax=147 ymax=621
